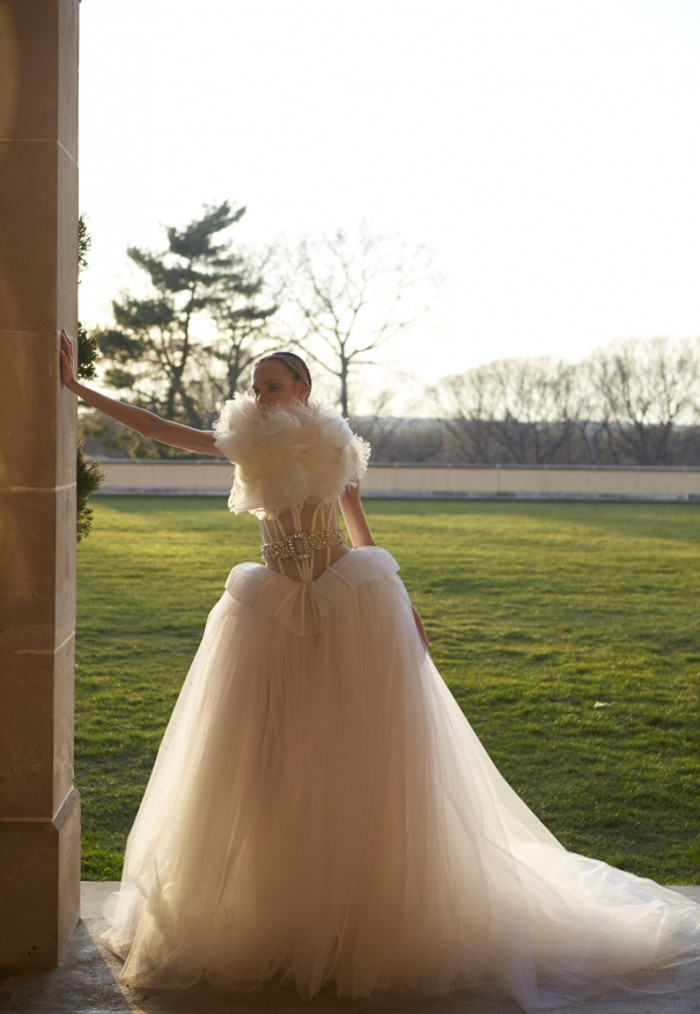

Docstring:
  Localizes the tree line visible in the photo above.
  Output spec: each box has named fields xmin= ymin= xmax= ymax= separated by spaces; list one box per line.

xmin=410 ymin=340 xmax=700 ymax=466
xmin=80 ymin=202 xmax=700 ymax=467
xmin=355 ymin=342 xmax=700 ymax=466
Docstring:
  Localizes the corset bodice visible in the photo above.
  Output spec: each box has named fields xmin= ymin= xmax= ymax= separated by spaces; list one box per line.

xmin=257 ymin=501 xmax=348 ymax=581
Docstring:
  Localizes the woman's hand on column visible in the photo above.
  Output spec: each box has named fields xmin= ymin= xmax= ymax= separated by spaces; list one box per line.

xmin=60 ymin=329 xmax=80 ymax=393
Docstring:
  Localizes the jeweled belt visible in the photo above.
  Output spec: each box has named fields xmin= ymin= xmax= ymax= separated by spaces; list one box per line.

xmin=260 ymin=529 xmax=347 ymax=562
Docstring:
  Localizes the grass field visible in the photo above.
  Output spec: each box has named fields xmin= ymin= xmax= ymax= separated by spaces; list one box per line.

xmin=75 ymin=496 xmax=700 ymax=884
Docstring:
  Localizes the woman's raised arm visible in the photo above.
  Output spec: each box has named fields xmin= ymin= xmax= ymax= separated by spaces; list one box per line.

xmin=60 ymin=330 xmax=225 ymax=457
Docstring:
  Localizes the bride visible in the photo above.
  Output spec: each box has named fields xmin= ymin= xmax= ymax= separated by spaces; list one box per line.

xmin=60 ymin=330 xmax=700 ymax=1011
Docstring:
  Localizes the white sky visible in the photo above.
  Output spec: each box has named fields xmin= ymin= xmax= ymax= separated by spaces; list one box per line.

xmin=79 ymin=0 xmax=700 ymax=409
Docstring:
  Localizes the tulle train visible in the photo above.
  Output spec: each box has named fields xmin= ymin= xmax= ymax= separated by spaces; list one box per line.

xmin=103 ymin=548 xmax=700 ymax=1010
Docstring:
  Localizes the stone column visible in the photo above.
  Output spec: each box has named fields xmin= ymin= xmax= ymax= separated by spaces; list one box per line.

xmin=0 ymin=0 xmax=81 ymax=969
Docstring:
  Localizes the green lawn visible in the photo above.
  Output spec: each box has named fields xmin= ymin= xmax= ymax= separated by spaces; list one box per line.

xmin=76 ymin=497 xmax=700 ymax=883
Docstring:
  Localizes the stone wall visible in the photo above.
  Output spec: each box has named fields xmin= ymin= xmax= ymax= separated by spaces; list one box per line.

xmin=92 ymin=459 xmax=700 ymax=502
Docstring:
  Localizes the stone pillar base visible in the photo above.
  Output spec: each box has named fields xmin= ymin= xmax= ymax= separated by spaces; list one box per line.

xmin=0 ymin=789 xmax=81 ymax=970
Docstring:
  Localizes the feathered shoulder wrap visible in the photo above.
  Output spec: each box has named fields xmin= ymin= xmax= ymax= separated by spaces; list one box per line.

xmin=213 ymin=394 xmax=371 ymax=518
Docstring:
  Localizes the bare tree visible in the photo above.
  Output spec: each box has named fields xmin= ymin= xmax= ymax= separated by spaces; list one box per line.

xmin=194 ymin=245 xmax=282 ymax=423
xmin=354 ymin=386 xmax=445 ymax=462
xmin=585 ymin=338 xmax=700 ymax=464
xmin=285 ymin=225 xmax=438 ymax=418
xmin=429 ymin=367 xmax=501 ymax=462
xmin=492 ymin=357 xmax=585 ymax=464
xmin=431 ymin=357 xmax=585 ymax=463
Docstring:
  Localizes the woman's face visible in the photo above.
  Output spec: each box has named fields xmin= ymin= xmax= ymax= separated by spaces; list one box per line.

xmin=252 ymin=360 xmax=309 ymax=408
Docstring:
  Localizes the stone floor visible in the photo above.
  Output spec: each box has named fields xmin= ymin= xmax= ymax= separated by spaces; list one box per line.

xmin=1 ymin=884 xmax=699 ymax=1014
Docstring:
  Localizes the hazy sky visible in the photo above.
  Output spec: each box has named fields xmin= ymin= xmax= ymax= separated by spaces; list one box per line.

xmin=79 ymin=0 xmax=700 ymax=407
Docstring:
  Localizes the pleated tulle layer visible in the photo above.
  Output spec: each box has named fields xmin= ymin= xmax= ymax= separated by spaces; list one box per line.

xmin=102 ymin=547 xmax=700 ymax=1010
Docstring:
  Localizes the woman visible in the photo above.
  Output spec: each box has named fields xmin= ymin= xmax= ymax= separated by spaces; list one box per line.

xmin=60 ymin=330 xmax=700 ymax=1010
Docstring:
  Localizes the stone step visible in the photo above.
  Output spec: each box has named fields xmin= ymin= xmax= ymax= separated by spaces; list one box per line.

xmin=1 ymin=883 xmax=698 ymax=1013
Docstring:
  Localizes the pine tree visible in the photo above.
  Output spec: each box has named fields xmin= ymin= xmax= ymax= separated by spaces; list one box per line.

xmin=96 ymin=202 xmax=278 ymax=447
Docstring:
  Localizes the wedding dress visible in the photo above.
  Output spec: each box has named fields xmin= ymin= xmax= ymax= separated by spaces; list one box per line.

xmin=102 ymin=395 xmax=700 ymax=1011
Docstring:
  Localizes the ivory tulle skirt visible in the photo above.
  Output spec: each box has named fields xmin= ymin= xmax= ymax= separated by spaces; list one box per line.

xmin=102 ymin=547 xmax=700 ymax=1010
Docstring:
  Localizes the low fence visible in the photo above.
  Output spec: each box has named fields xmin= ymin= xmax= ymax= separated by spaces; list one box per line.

xmin=92 ymin=459 xmax=700 ymax=502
